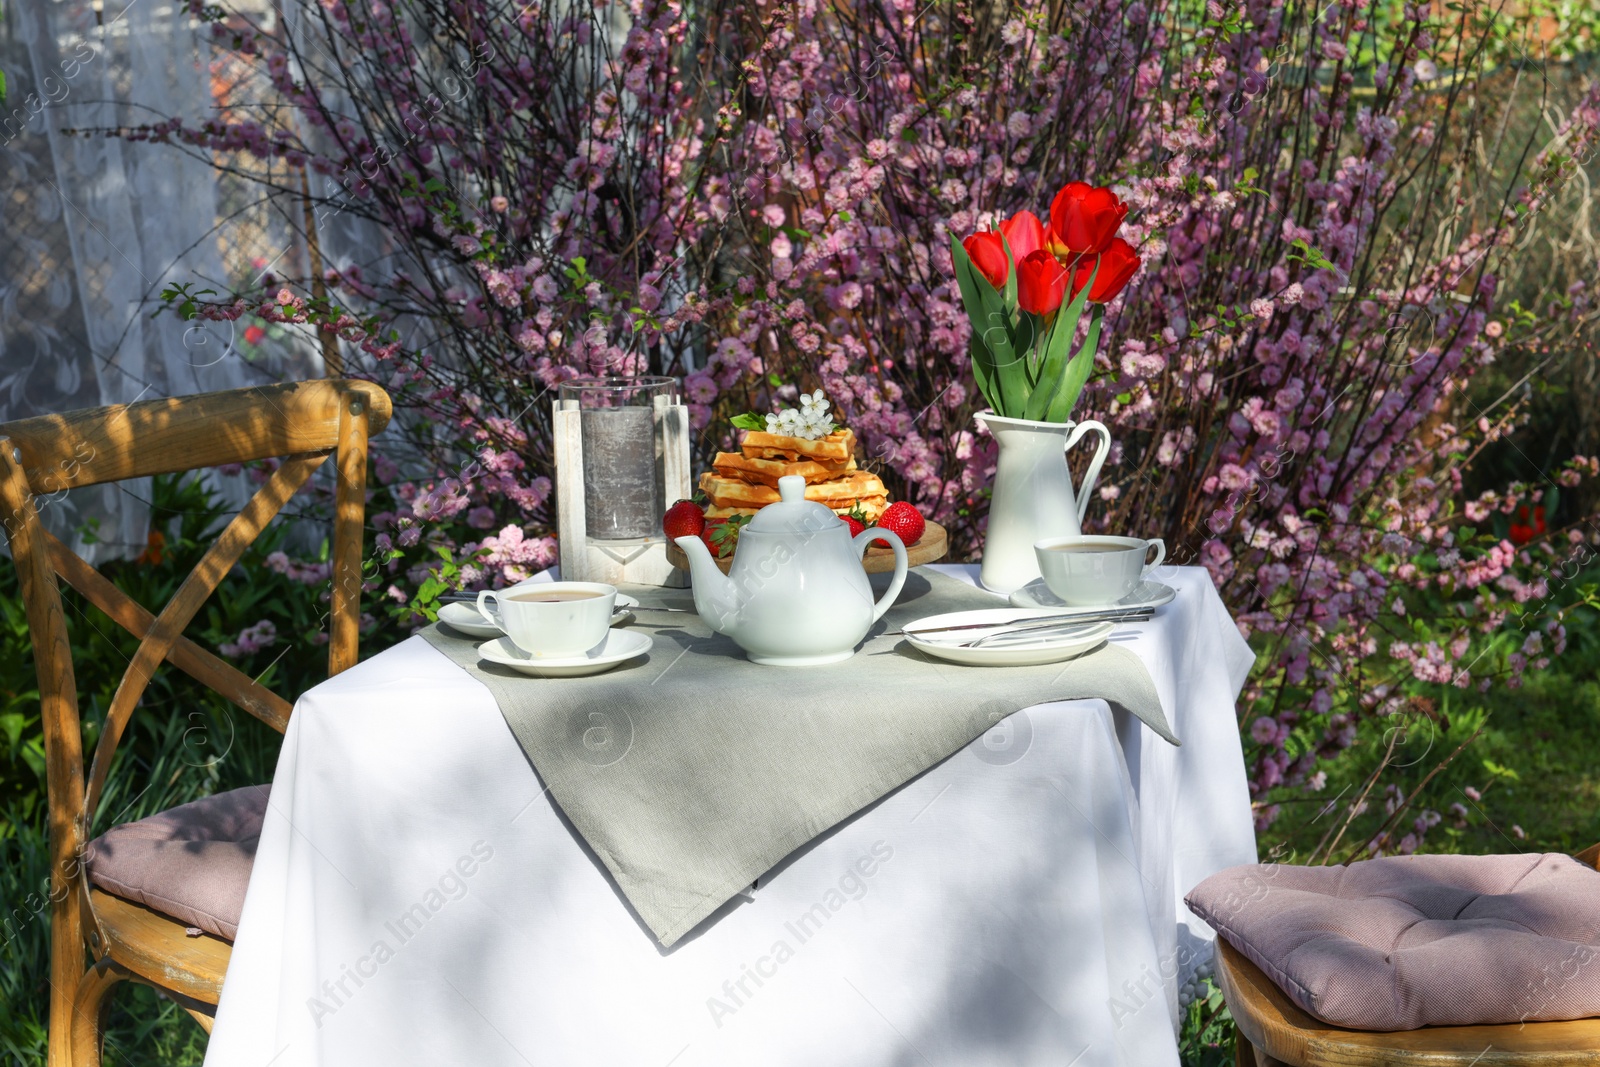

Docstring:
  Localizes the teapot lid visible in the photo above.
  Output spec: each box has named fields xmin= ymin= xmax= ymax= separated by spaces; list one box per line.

xmin=745 ymin=475 xmax=842 ymax=534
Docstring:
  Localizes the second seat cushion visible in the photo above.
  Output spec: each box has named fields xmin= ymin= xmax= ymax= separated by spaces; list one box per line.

xmin=87 ymin=784 xmax=270 ymax=941
xmin=1187 ymin=852 xmax=1600 ymax=1031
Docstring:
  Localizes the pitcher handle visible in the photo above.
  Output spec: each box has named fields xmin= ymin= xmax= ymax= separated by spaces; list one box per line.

xmin=853 ymin=528 xmax=908 ymax=622
xmin=1063 ymin=419 xmax=1111 ymax=525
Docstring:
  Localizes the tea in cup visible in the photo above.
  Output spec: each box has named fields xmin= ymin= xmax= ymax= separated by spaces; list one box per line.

xmin=477 ymin=581 xmax=617 ymax=657
xmin=1033 ymin=536 xmax=1166 ymax=606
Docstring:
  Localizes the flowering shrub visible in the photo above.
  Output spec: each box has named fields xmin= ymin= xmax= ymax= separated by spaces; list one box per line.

xmin=110 ymin=0 xmax=1600 ymax=839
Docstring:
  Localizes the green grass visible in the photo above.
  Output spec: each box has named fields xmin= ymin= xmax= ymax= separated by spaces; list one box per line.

xmin=1461 ymin=668 xmax=1600 ymax=855
xmin=1254 ymin=650 xmax=1600 ymax=866
xmin=1467 ymin=674 xmax=1599 ymax=855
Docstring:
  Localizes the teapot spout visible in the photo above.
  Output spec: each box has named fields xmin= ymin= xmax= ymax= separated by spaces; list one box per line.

xmin=674 ymin=535 xmax=742 ymax=634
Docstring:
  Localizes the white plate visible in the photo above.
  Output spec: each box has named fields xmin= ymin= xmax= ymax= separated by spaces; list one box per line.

xmin=1008 ymin=579 xmax=1177 ymax=613
xmin=437 ymin=602 xmax=505 ymax=638
xmin=902 ymin=609 xmax=1114 ymax=667
xmin=439 ymin=595 xmax=639 ymax=639
xmin=477 ymin=630 xmax=653 ymax=677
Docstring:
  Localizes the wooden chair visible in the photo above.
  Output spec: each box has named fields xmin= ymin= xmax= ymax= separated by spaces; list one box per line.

xmin=1223 ymin=842 xmax=1600 ymax=1067
xmin=0 ymin=379 xmax=391 ymax=1067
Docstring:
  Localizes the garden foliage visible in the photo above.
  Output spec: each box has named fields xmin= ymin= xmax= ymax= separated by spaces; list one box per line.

xmin=0 ymin=1 xmax=1583 ymax=1056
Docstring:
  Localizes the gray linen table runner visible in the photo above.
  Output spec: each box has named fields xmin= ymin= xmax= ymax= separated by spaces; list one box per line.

xmin=420 ymin=566 xmax=1173 ymax=946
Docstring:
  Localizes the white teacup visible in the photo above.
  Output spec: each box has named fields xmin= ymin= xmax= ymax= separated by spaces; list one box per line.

xmin=1034 ymin=535 xmax=1166 ymax=607
xmin=476 ymin=581 xmax=617 ymax=657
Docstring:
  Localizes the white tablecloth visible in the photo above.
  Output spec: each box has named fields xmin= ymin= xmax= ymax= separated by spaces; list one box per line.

xmin=206 ymin=565 xmax=1256 ymax=1067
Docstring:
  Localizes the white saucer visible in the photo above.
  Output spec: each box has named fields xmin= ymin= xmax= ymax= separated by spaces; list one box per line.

xmin=477 ymin=630 xmax=653 ymax=677
xmin=903 ymin=609 xmax=1113 ymax=667
xmin=1008 ymin=579 xmax=1177 ymax=613
xmin=439 ymin=595 xmax=639 ymax=639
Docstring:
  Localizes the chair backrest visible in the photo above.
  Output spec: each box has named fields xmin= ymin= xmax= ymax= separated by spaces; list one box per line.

xmin=0 ymin=379 xmax=391 ymax=877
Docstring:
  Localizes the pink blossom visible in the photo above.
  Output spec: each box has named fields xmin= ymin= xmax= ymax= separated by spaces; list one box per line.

xmin=220 ymin=619 xmax=277 ymax=659
xmin=1217 ymin=464 xmax=1252 ymax=491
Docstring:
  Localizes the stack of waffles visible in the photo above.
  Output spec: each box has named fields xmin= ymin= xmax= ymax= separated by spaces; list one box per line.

xmin=698 ymin=427 xmax=890 ymax=522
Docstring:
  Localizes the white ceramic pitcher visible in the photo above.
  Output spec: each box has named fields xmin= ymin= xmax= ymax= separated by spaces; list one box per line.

xmin=975 ymin=411 xmax=1112 ymax=594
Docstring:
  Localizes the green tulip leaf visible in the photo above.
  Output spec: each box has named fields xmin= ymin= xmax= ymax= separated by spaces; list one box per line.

xmin=952 ymin=232 xmax=1029 ymax=415
xmin=950 ymin=235 xmax=1005 ymax=412
xmin=969 ymin=335 xmax=1000 ymax=411
xmin=1045 ymin=305 xmax=1104 ymax=424
xmin=1019 ymin=310 xmax=1048 ymax=388
xmin=981 ymin=263 xmax=1027 ymax=415
xmin=1001 ymin=235 xmax=1018 ymax=309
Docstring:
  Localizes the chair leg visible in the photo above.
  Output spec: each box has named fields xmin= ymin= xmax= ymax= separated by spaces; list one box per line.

xmin=48 ymin=881 xmax=86 ymax=1067
xmin=182 ymin=1004 xmax=216 ymax=1034
xmin=1235 ymin=1031 xmax=1292 ymax=1067
xmin=69 ymin=959 xmax=128 ymax=1067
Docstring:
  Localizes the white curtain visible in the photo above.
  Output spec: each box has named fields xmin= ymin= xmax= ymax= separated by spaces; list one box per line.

xmin=1 ymin=0 xmax=322 ymax=559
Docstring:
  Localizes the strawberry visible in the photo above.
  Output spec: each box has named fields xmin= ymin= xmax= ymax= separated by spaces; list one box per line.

xmin=839 ymin=513 xmax=866 ymax=537
xmin=699 ymin=518 xmax=726 ymax=557
xmin=662 ymin=499 xmax=705 ymax=540
xmin=700 ymin=513 xmax=750 ymax=559
xmin=870 ymin=501 xmax=925 ymax=548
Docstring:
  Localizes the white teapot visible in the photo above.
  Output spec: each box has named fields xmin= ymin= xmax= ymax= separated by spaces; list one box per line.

xmin=674 ymin=475 xmax=908 ymax=665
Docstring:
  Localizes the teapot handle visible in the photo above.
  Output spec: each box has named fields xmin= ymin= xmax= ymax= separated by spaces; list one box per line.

xmin=1063 ymin=419 xmax=1112 ymax=525
xmin=853 ymin=528 xmax=908 ymax=623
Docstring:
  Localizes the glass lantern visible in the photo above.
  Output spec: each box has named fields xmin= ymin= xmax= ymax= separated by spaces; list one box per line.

xmin=557 ymin=376 xmax=679 ymax=542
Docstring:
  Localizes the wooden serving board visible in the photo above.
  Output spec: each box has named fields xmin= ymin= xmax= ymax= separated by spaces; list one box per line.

xmin=667 ymin=520 xmax=948 ymax=576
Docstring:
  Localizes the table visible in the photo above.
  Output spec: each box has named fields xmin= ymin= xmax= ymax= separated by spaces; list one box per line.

xmin=205 ymin=565 xmax=1256 ymax=1067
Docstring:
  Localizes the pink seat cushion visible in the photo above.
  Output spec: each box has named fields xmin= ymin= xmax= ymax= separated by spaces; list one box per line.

xmin=87 ymin=784 xmax=269 ymax=942
xmin=1186 ymin=853 xmax=1600 ymax=1031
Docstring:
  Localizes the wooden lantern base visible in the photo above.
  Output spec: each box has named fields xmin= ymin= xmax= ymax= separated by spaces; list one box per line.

xmin=565 ymin=535 xmax=686 ymax=587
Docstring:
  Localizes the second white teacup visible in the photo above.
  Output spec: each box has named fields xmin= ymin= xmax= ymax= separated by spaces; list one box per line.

xmin=477 ymin=581 xmax=617 ymax=658
xmin=1034 ymin=535 xmax=1166 ymax=607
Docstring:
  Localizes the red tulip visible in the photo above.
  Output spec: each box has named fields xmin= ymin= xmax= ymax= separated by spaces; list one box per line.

xmin=1016 ymin=249 xmax=1069 ymax=315
xmin=1067 ymin=237 xmax=1141 ymax=304
xmin=962 ymin=231 xmax=1009 ymax=289
xmin=998 ymin=210 xmax=1046 ymax=261
xmin=1049 ymin=181 xmax=1129 ymax=256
